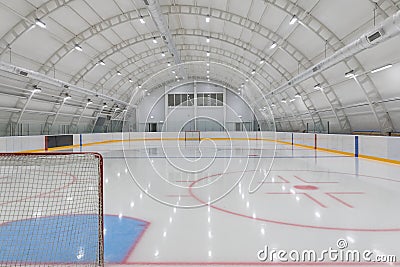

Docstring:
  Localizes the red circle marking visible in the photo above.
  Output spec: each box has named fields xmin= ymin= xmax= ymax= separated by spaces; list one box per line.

xmin=294 ymin=185 xmax=319 ymax=190
xmin=188 ymin=170 xmax=400 ymax=232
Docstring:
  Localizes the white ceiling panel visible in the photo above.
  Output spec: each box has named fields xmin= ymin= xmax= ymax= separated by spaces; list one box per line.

xmin=83 ymin=0 xmax=120 ymax=20
xmin=48 ymin=6 xmax=89 ymax=36
xmin=248 ymin=1 xmax=268 ymax=24
xmin=287 ymin=24 xmax=324 ymax=61
xmin=0 ymin=0 xmax=398 ymax=132
xmin=68 ymin=0 xmax=103 ymax=26
xmin=0 ymin=6 xmax=25 ymax=37
xmin=12 ymin=27 xmax=62 ymax=64
xmin=311 ymin=0 xmax=373 ymax=40
xmin=260 ymin=4 xmax=286 ymax=33
xmin=228 ymin=0 xmax=252 ymax=17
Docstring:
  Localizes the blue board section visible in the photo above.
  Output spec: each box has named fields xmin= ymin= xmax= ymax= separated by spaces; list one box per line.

xmin=355 ymin=136 xmax=359 ymax=158
xmin=0 ymin=215 xmax=148 ymax=264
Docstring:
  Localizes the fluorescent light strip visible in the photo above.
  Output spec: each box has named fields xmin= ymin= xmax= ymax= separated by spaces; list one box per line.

xmin=35 ymin=18 xmax=46 ymax=29
xmin=371 ymin=64 xmax=392 ymax=74
xmin=74 ymin=44 xmax=83 ymax=52
xmin=345 ymin=70 xmax=355 ymax=78
xmin=289 ymin=15 xmax=298 ymax=25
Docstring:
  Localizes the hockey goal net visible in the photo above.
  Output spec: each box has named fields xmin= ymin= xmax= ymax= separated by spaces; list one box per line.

xmin=0 ymin=153 xmax=104 ymax=266
xmin=184 ymin=130 xmax=201 ymax=142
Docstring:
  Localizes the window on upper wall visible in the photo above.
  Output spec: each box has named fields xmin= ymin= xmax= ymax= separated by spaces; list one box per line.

xmin=187 ymin=94 xmax=194 ymax=106
xmin=168 ymin=94 xmax=174 ymax=107
xmin=197 ymin=93 xmax=204 ymax=106
xmin=197 ymin=93 xmax=223 ymax=107
xmin=174 ymin=94 xmax=181 ymax=106
xmin=216 ymin=93 xmax=223 ymax=106
xmin=168 ymin=93 xmax=223 ymax=107
xmin=168 ymin=94 xmax=195 ymax=106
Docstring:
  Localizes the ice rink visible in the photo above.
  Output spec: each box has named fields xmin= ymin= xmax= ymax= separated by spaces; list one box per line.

xmin=91 ymin=136 xmax=400 ymax=266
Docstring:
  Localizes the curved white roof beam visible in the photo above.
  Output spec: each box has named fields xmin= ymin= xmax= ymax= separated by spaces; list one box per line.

xmin=5 ymin=4 xmax=346 ymax=132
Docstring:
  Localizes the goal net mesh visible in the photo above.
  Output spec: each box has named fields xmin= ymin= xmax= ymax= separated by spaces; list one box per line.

xmin=0 ymin=153 xmax=103 ymax=266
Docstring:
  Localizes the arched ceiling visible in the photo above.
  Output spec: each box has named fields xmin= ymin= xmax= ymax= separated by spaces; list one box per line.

xmin=0 ymin=0 xmax=400 ymax=134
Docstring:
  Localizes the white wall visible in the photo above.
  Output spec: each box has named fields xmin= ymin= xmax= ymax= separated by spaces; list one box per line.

xmin=0 ymin=135 xmax=43 ymax=152
xmin=136 ymin=82 xmax=255 ymax=132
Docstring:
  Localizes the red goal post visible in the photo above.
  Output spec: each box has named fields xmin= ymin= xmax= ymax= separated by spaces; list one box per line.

xmin=184 ymin=130 xmax=201 ymax=142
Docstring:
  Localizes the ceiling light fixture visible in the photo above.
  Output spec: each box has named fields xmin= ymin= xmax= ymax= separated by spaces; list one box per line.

xmin=139 ymin=16 xmax=145 ymax=24
xmin=345 ymin=70 xmax=355 ymax=78
xmin=74 ymin=44 xmax=83 ymax=52
xmin=289 ymin=15 xmax=298 ymax=25
xmin=314 ymin=83 xmax=323 ymax=90
xmin=371 ymin=64 xmax=392 ymax=74
xmin=32 ymin=85 xmax=42 ymax=94
xmin=35 ymin=18 xmax=46 ymax=29
xmin=206 ymin=62 xmax=210 ymax=66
